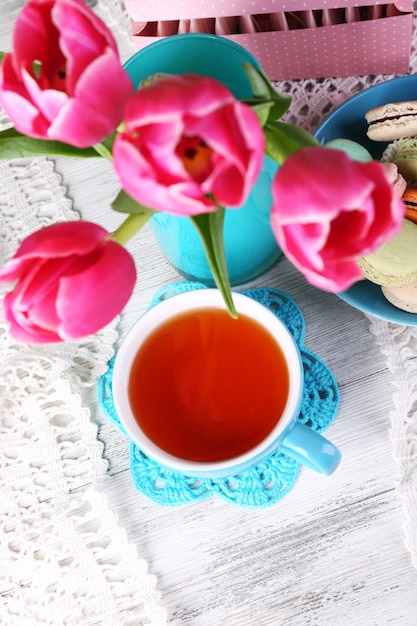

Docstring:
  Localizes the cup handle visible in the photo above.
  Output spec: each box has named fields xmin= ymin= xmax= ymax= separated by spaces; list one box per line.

xmin=279 ymin=422 xmax=341 ymax=475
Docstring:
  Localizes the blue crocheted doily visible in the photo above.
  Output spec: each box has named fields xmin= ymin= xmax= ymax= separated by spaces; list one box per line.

xmin=97 ymin=283 xmax=340 ymax=507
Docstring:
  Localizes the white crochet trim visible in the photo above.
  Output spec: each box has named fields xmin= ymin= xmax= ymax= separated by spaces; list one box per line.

xmin=368 ymin=317 xmax=417 ymax=570
xmin=0 ymin=157 xmax=167 ymax=626
xmin=0 ymin=5 xmax=167 ymax=623
xmin=93 ymin=0 xmax=138 ymax=61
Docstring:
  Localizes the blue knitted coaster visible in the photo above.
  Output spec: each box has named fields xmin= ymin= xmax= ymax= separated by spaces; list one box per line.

xmin=97 ymin=283 xmax=340 ymax=507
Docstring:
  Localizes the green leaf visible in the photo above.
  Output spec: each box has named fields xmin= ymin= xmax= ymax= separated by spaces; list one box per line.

xmin=242 ymin=63 xmax=292 ymax=122
xmin=111 ymin=188 xmax=156 ymax=217
xmin=0 ymin=127 xmax=98 ymax=159
xmin=113 ymin=192 xmax=237 ymax=317
xmin=264 ymin=121 xmax=319 ymax=163
xmin=0 ymin=51 xmax=5 ymax=65
xmin=247 ymin=100 xmax=275 ymax=127
xmin=190 ymin=208 xmax=237 ymax=318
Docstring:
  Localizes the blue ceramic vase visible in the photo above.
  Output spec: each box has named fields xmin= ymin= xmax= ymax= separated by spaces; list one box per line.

xmin=124 ymin=34 xmax=281 ymax=286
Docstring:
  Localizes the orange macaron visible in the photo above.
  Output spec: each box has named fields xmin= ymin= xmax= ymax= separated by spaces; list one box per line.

xmin=402 ymin=188 xmax=417 ymax=224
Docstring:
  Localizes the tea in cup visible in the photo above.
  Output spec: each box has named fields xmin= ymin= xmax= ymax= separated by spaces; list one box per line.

xmin=113 ymin=289 xmax=341 ymax=478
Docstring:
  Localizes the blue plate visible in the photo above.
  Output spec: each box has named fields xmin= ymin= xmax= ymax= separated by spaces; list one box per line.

xmin=314 ymin=75 xmax=417 ymax=326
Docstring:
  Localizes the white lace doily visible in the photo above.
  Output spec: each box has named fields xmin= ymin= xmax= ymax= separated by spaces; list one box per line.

xmin=0 ymin=4 xmax=167 ymax=624
xmin=0 ymin=166 xmax=167 ymax=624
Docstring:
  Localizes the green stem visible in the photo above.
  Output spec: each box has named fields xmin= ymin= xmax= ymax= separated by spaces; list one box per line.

xmin=191 ymin=206 xmax=237 ymax=319
xmin=112 ymin=212 xmax=153 ymax=245
xmin=93 ymin=141 xmax=113 ymax=161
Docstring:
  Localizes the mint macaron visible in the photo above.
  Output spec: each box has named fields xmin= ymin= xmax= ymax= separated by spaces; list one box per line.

xmin=358 ymin=218 xmax=417 ymax=287
xmin=324 ymin=138 xmax=373 ymax=162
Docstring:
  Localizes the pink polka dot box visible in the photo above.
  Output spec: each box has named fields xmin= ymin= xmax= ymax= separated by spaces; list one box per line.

xmin=124 ymin=0 xmax=412 ymax=81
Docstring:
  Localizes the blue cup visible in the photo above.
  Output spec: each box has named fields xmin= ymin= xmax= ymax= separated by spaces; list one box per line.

xmin=123 ymin=35 xmax=282 ymax=286
xmin=112 ymin=290 xmax=341 ymax=478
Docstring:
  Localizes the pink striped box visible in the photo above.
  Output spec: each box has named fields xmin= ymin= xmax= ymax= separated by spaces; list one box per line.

xmin=124 ymin=0 xmax=413 ymax=81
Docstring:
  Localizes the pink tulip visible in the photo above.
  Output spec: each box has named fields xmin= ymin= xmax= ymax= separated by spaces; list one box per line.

xmin=0 ymin=0 xmax=133 ymax=148
xmin=113 ymin=74 xmax=265 ymax=216
xmin=271 ymin=147 xmax=405 ymax=292
xmin=0 ymin=222 xmax=136 ymax=343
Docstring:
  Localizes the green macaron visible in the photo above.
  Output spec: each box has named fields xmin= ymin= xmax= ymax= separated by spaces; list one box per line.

xmin=324 ymin=138 xmax=373 ymax=162
xmin=358 ymin=218 xmax=417 ymax=287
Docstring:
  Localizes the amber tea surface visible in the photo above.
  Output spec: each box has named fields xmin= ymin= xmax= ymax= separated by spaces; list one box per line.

xmin=128 ymin=307 xmax=289 ymax=462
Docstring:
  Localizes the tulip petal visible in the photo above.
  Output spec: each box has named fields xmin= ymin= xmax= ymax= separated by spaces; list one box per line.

xmin=0 ymin=0 xmax=132 ymax=147
xmin=113 ymin=138 xmax=215 ymax=216
xmin=4 ymin=221 xmax=109 ymax=262
xmin=271 ymin=147 xmax=405 ymax=292
xmin=3 ymin=288 xmax=62 ymax=343
xmin=0 ymin=221 xmax=137 ymax=343
xmin=49 ymin=50 xmax=133 ymax=147
xmin=114 ymin=74 xmax=264 ymax=216
xmin=57 ymin=241 xmax=136 ymax=339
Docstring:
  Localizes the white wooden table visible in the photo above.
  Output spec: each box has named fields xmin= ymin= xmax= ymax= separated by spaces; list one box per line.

xmin=1 ymin=2 xmax=417 ymax=624
xmin=59 ymin=158 xmax=417 ymax=625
